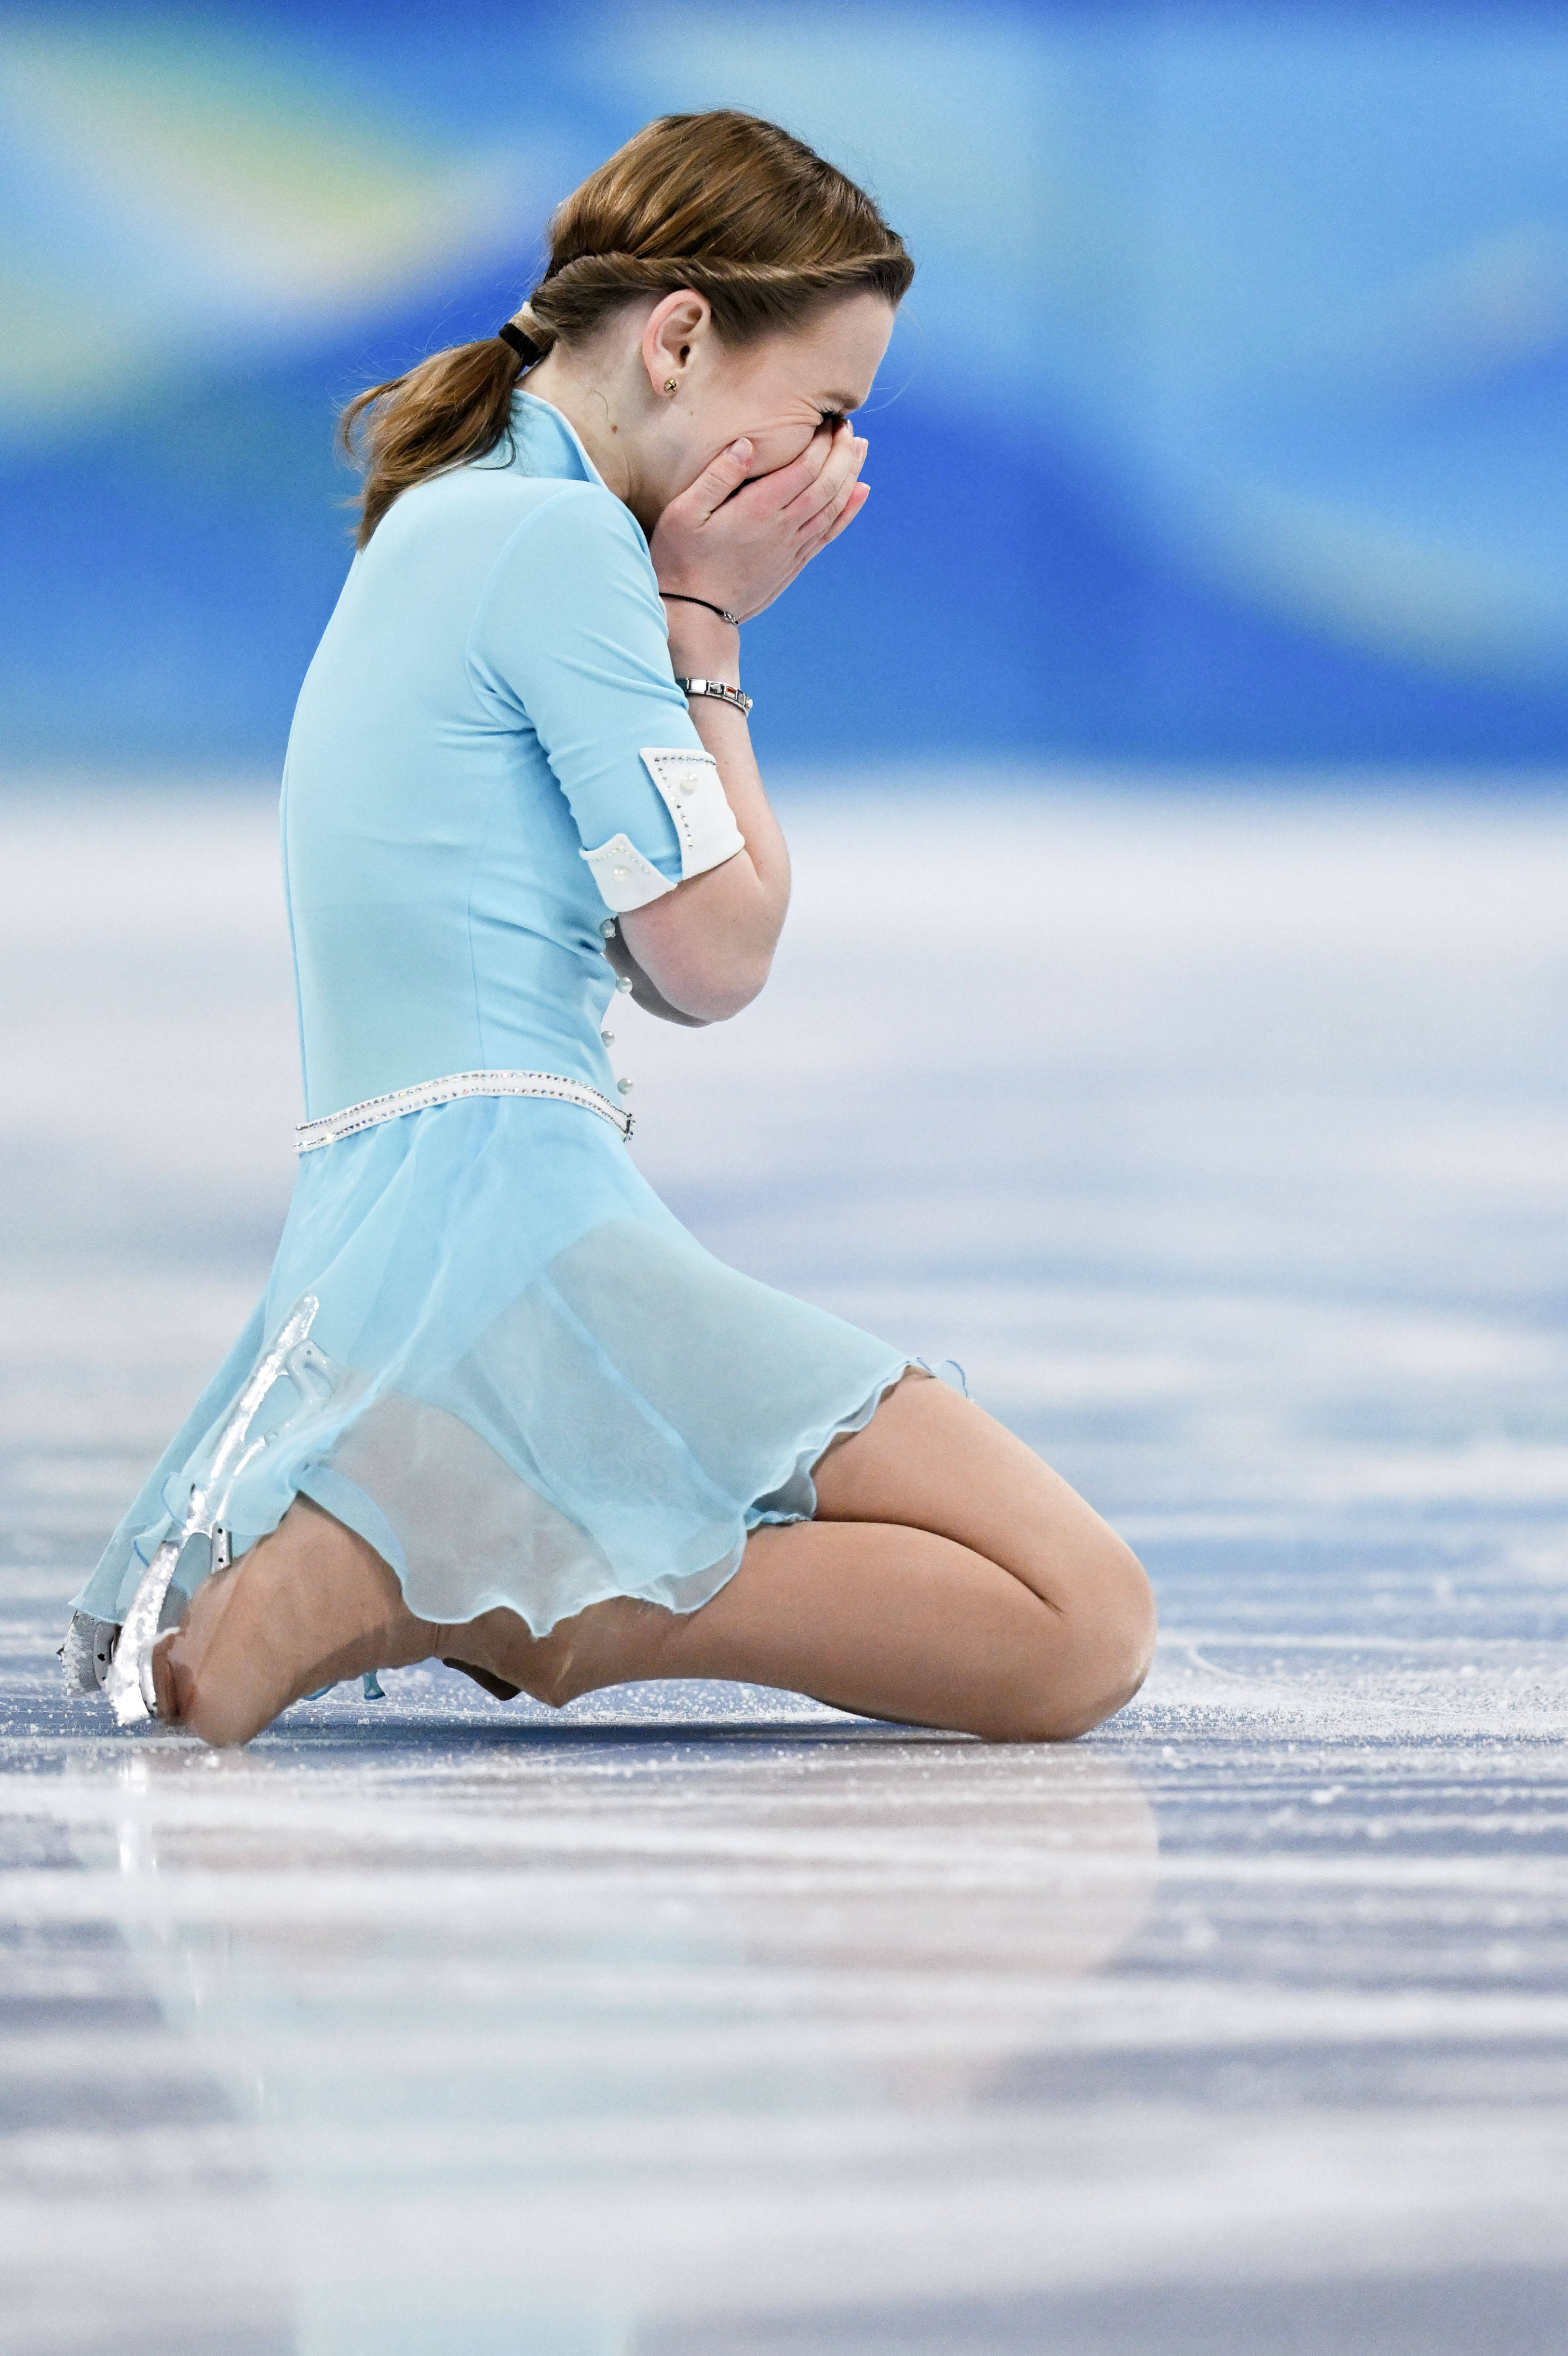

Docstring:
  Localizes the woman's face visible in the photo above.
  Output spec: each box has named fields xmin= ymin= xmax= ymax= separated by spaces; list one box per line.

xmin=641 ymin=289 xmax=896 ymax=510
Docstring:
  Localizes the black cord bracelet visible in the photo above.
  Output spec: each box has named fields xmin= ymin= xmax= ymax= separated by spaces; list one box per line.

xmin=660 ymin=592 xmax=741 ymax=627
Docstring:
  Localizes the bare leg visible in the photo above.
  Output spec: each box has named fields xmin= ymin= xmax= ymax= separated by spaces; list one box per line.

xmin=153 ymin=1374 xmax=1154 ymax=1747
xmin=482 ymin=1373 xmax=1156 ymax=1741
xmin=151 ymin=1498 xmax=437 ymax=1748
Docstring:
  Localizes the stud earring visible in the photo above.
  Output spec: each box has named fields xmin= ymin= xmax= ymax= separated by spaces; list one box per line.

xmin=663 ymin=378 xmax=678 ymax=394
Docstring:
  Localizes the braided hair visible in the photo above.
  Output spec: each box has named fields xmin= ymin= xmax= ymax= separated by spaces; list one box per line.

xmin=340 ymin=111 xmax=913 ymax=545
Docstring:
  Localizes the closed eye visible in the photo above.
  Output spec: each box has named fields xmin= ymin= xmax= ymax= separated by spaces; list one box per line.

xmin=818 ymin=408 xmax=849 ymax=430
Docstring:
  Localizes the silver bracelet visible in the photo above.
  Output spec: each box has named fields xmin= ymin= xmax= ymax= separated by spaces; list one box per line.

xmin=675 ymin=677 xmax=753 ymax=718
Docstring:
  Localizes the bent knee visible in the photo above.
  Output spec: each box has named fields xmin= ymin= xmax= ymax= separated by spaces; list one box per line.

xmin=181 ymin=1687 xmax=270 ymax=1749
xmin=987 ymin=1542 xmax=1157 ymax=1743
xmin=151 ymin=1637 xmax=269 ymax=1749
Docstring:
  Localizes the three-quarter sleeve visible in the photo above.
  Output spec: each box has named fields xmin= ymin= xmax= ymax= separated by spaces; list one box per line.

xmin=465 ymin=482 xmax=745 ymax=911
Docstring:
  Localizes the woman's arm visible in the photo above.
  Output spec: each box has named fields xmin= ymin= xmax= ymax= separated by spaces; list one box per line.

xmin=599 ymin=920 xmax=707 ymax=1026
xmin=616 ymin=607 xmax=789 ymax=1022
xmin=616 ymin=426 xmax=865 ymax=1024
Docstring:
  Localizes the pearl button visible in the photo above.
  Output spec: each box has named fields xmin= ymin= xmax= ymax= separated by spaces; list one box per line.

xmin=616 ymin=973 xmax=632 ymax=993
xmin=617 ymin=1078 xmax=633 ymax=1095
xmin=599 ymin=919 xmax=617 ymax=939
xmin=612 ymin=866 xmax=629 ymax=881
xmin=600 ymin=1029 xmax=614 ymax=1046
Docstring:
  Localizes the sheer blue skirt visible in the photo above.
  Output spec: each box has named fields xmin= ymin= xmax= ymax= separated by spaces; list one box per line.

xmin=73 ymin=1097 xmax=911 ymax=1633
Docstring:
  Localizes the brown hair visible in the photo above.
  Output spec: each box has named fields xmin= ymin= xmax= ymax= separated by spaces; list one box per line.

xmin=340 ymin=110 xmax=913 ymax=545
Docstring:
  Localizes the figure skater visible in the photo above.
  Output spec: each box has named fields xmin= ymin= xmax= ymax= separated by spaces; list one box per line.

xmin=66 ymin=111 xmax=1155 ymax=1747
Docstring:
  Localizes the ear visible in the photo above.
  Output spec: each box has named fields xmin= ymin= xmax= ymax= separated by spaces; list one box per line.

xmin=641 ymin=289 xmax=711 ymax=398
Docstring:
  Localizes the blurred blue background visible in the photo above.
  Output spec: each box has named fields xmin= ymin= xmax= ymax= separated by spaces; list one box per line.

xmin=3 ymin=0 xmax=1567 ymax=770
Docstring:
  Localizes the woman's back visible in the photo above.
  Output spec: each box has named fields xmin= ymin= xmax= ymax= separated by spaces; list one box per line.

xmin=282 ymin=396 xmax=691 ymax=1120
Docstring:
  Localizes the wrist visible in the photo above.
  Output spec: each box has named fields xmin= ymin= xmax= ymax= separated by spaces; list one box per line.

xmin=676 ymin=677 xmax=753 ymax=719
xmin=659 ymin=589 xmax=740 ymax=626
xmin=663 ymin=610 xmax=741 ymax=680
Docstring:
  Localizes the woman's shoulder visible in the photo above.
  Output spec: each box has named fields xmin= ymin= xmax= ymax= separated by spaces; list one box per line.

xmin=467 ymin=470 xmax=657 ymax=623
xmin=386 ymin=460 xmax=646 ymax=569
xmin=353 ymin=470 xmax=649 ymax=641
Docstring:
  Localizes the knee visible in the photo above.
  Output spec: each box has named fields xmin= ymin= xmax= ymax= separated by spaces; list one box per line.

xmin=182 ymin=1685 xmax=270 ymax=1749
xmin=987 ymin=1539 xmax=1157 ymax=1744
xmin=151 ymin=1627 xmax=270 ymax=1748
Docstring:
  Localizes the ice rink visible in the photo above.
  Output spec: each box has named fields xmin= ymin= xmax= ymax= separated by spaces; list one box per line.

xmin=3 ymin=776 xmax=1567 ymax=2355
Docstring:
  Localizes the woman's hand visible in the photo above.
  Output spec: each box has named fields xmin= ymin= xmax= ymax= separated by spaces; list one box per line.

xmin=649 ymin=420 xmax=868 ymax=622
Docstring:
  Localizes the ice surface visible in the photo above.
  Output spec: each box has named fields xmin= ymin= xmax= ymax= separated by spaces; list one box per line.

xmin=1 ymin=775 xmax=1566 ymax=2354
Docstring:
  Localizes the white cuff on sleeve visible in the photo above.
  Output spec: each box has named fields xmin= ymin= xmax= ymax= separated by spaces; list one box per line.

xmin=639 ymin=747 xmax=746 ymax=881
xmin=580 ymin=832 xmax=676 ymax=913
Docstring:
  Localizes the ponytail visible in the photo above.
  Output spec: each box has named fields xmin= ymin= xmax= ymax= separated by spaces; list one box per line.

xmin=338 ymin=336 xmax=530 ymax=549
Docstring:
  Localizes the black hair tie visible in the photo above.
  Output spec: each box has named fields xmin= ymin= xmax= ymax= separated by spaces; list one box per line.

xmin=497 ymin=321 xmax=542 ymax=365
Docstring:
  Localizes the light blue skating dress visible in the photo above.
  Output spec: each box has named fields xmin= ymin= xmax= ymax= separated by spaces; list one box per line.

xmin=73 ymin=393 xmax=909 ymax=1640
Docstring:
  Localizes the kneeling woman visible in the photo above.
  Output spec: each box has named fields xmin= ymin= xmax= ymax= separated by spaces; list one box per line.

xmin=67 ymin=110 xmax=1155 ymax=1747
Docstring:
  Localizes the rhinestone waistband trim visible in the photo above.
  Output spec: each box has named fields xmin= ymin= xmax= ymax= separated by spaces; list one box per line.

xmin=295 ymin=1069 xmax=633 ymax=1153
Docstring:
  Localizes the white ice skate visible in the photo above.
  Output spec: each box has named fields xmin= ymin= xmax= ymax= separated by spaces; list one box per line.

xmin=63 ymin=1297 xmax=337 ymax=1727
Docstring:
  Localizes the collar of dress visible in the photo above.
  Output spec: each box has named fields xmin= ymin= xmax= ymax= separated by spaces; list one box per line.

xmin=511 ymin=390 xmax=610 ymax=491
